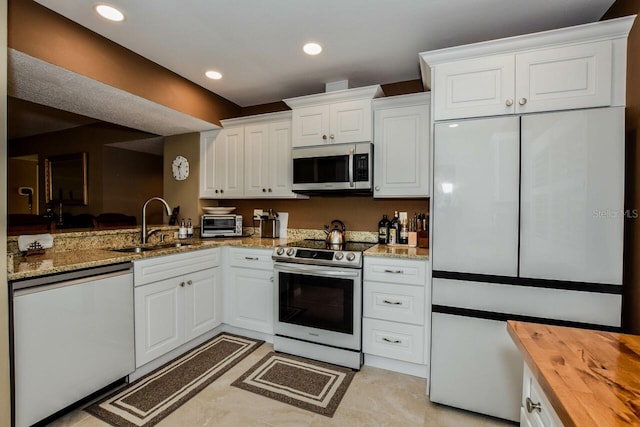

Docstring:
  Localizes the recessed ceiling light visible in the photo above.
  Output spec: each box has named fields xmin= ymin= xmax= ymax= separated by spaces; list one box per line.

xmin=205 ymin=70 xmax=223 ymax=80
xmin=95 ymin=4 xmax=125 ymax=22
xmin=303 ymin=42 xmax=322 ymax=56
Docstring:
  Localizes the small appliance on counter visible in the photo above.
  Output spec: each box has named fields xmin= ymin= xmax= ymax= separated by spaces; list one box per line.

xmin=200 ymin=209 xmax=242 ymax=237
xmin=258 ymin=209 xmax=280 ymax=238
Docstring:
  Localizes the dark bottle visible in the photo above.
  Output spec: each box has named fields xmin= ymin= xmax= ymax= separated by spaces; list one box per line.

xmin=389 ymin=211 xmax=400 ymax=245
xmin=378 ymin=214 xmax=390 ymax=244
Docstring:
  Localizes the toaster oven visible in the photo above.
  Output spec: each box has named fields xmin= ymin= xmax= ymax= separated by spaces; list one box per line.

xmin=200 ymin=214 xmax=243 ymax=237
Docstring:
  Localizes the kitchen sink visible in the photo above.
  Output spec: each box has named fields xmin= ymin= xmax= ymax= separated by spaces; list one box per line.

xmin=112 ymin=242 xmax=193 ymax=253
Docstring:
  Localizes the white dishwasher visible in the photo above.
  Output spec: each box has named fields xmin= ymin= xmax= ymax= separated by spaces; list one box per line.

xmin=11 ymin=263 xmax=135 ymax=427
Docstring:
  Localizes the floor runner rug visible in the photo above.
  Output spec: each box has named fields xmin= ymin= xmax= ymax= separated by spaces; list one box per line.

xmin=231 ymin=351 xmax=355 ymax=417
xmin=86 ymin=333 xmax=263 ymax=427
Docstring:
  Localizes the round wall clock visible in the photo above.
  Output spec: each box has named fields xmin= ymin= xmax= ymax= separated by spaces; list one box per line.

xmin=171 ymin=155 xmax=189 ymax=181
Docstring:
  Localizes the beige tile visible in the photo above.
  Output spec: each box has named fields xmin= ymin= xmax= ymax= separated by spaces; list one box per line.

xmin=54 ymin=342 xmax=515 ymax=427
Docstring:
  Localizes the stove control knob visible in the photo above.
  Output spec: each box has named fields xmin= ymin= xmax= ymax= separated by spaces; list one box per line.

xmin=335 ymin=251 xmax=344 ymax=260
xmin=346 ymin=252 xmax=356 ymax=262
xmin=276 ymin=247 xmax=285 ymax=256
xmin=286 ymin=248 xmax=296 ymax=257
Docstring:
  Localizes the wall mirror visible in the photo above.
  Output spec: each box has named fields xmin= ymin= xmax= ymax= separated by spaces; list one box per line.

xmin=44 ymin=152 xmax=88 ymax=205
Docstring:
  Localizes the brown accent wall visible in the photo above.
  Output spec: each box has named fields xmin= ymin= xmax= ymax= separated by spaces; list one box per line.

xmin=8 ymin=158 xmax=38 ymax=214
xmin=102 ymin=147 xmax=163 ymax=224
xmin=8 ymin=0 xmax=241 ymax=125
xmin=9 ymin=123 xmax=159 ymax=218
xmin=163 ymin=133 xmax=203 ymax=227
xmin=604 ymin=3 xmax=640 ymax=333
xmin=228 ymin=197 xmax=429 ymax=233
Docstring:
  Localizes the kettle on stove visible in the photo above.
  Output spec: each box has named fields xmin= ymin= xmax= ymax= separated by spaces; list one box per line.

xmin=324 ymin=219 xmax=346 ymax=246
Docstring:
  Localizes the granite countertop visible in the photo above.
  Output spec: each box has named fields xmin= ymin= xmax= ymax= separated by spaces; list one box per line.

xmin=507 ymin=320 xmax=640 ymax=427
xmin=8 ymin=236 xmax=429 ymax=281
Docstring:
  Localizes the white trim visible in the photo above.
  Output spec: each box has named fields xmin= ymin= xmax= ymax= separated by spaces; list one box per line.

xmin=372 ymin=92 xmax=431 ymax=110
xmin=284 ymin=85 xmax=384 ymax=109
xmin=220 ymin=110 xmax=292 ymax=128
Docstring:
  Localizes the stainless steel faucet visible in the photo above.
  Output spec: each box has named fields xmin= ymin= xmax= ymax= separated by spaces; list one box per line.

xmin=141 ymin=197 xmax=172 ymax=244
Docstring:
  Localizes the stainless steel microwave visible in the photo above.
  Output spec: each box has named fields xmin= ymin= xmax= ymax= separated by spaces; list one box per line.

xmin=200 ymin=214 xmax=243 ymax=237
xmin=292 ymin=142 xmax=373 ymax=193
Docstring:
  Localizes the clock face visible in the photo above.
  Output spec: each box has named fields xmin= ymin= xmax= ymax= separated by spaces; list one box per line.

xmin=172 ymin=155 xmax=189 ymax=181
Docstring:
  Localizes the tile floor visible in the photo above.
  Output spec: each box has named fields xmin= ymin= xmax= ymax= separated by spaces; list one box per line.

xmin=48 ymin=343 xmax=515 ymax=427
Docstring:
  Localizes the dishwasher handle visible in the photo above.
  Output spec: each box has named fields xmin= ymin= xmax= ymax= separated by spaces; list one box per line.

xmin=12 ymin=263 xmax=133 ymax=295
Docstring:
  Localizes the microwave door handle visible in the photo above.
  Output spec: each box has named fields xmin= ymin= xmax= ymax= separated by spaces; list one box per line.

xmin=348 ymin=148 xmax=354 ymax=187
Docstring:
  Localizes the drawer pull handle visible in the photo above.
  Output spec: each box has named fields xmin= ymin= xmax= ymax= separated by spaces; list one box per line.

xmin=526 ymin=397 xmax=541 ymax=413
xmin=244 ymin=256 xmax=259 ymax=261
xmin=383 ymin=300 xmax=402 ymax=305
xmin=384 ymin=269 xmax=403 ymax=274
xmin=383 ymin=337 xmax=402 ymax=344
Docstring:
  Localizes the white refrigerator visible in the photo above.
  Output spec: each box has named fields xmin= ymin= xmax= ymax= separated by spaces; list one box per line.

xmin=429 ymin=107 xmax=624 ymax=422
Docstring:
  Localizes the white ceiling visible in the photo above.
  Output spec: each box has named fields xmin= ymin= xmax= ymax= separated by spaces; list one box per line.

xmin=34 ymin=0 xmax=616 ymax=107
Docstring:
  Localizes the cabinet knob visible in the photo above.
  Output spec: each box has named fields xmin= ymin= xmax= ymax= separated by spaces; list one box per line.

xmin=525 ymin=397 xmax=541 ymax=413
xmin=215 ymin=189 xmax=219 ymax=194
xmin=505 ymin=98 xmax=514 ymax=107
xmin=322 ymin=134 xmax=328 ymax=140
xmin=268 ymin=188 xmax=272 ymax=192
xmin=262 ymin=188 xmax=266 ymax=192
xmin=220 ymin=189 xmax=224 ymax=194
xmin=330 ymin=134 xmax=335 ymax=140
xmin=375 ymin=186 xmax=380 ymax=191
xmin=187 ymin=280 xmax=193 ymax=286
xmin=180 ymin=281 xmax=185 ymax=287
xmin=519 ymin=97 xmax=528 ymax=106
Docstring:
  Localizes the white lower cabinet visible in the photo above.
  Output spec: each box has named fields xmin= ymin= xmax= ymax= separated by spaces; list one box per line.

xmin=134 ymin=249 xmax=222 ymax=367
xmin=362 ymin=257 xmax=430 ymax=374
xmin=521 ymin=364 xmax=564 ymax=427
xmin=225 ymin=247 xmax=274 ymax=334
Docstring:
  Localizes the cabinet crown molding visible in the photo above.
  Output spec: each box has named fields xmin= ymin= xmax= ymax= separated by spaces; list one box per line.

xmin=220 ymin=110 xmax=292 ymax=128
xmin=284 ymin=84 xmax=384 ymax=109
xmin=419 ymin=14 xmax=636 ymax=89
xmin=373 ymin=92 xmax=431 ymax=109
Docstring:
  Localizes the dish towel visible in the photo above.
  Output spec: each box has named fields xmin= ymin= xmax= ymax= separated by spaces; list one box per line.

xmin=18 ymin=233 xmax=54 ymax=252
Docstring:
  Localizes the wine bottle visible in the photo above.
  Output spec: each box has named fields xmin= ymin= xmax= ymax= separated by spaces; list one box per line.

xmin=378 ymin=214 xmax=390 ymax=244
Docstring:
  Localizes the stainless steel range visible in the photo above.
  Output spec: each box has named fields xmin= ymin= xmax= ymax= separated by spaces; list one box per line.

xmin=272 ymin=240 xmax=375 ymax=369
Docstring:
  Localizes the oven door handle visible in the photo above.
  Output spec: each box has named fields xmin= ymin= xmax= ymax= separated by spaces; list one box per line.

xmin=275 ymin=264 xmax=360 ymax=278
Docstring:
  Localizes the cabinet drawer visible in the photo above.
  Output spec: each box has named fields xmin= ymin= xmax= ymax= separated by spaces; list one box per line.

xmin=134 ymin=248 xmax=220 ymax=286
xmin=363 ymin=257 xmax=427 ymax=286
xmin=362 ymin=318 xmax=424 ymax=364
xmin=228 ymin=247 xmax=273 ymax=270
xmin=522 ymin=364 xmax=563 ymax=427
xmin=363 ymin=281 xmax=425 ymax=325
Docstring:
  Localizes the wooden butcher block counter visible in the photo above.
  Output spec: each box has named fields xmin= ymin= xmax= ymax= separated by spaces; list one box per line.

xmin=507 ymin=320 xmax=640 ymax=426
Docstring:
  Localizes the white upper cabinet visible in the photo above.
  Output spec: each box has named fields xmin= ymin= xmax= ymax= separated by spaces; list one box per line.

xmin=373 ymin=93 xmax=431 ymax=198
xmin=285 ymin=85 xmax=384 ymax=147
xmin=420 ymin=16 xmax=634 ymax=121
xmin=199 ymin=128 xmax=244 ymax=198
xmin=200 ymin=111 xmax=301 ymax=199
xmin=244 ymin=115 xmax=296 ymax=198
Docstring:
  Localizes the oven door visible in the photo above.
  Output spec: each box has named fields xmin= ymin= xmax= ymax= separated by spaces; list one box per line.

xmin=274 ymin=262 xmax=362 ymax=350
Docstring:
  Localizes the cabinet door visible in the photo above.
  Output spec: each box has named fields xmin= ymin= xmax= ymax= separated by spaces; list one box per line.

xmin=433 ymin=54 xmax=515 ymax=120
xmin=228 ymin=267 xmax=274 ymax=334
xmin=292 ymin=104 xmax=330 ymax=147
xmin=134 ymin=278 xmax=183 ymax=367
xmin=199 ymin=130 xmax=221 ymax=198
xmin=515 ymin=41 xmax=612 ymax=114
xmin=433 ymin=116 xmax=520 ymax=276
xmin=520 ymin=108 xmax=624 ymax=284
xmin=243 ymin=124 xmax=270 ymax=197
xmin=330 ymin=99 xmax=373 ymax=144
xmin=374 ymin=103 xmax=430 ymax=197
xmin=184 ymin=267 xmax=222 ymax=342
xmin=217 ymin=128 xmax=244 ymax=198
xmin=268 ymin=120 xmax=294 ymax=197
